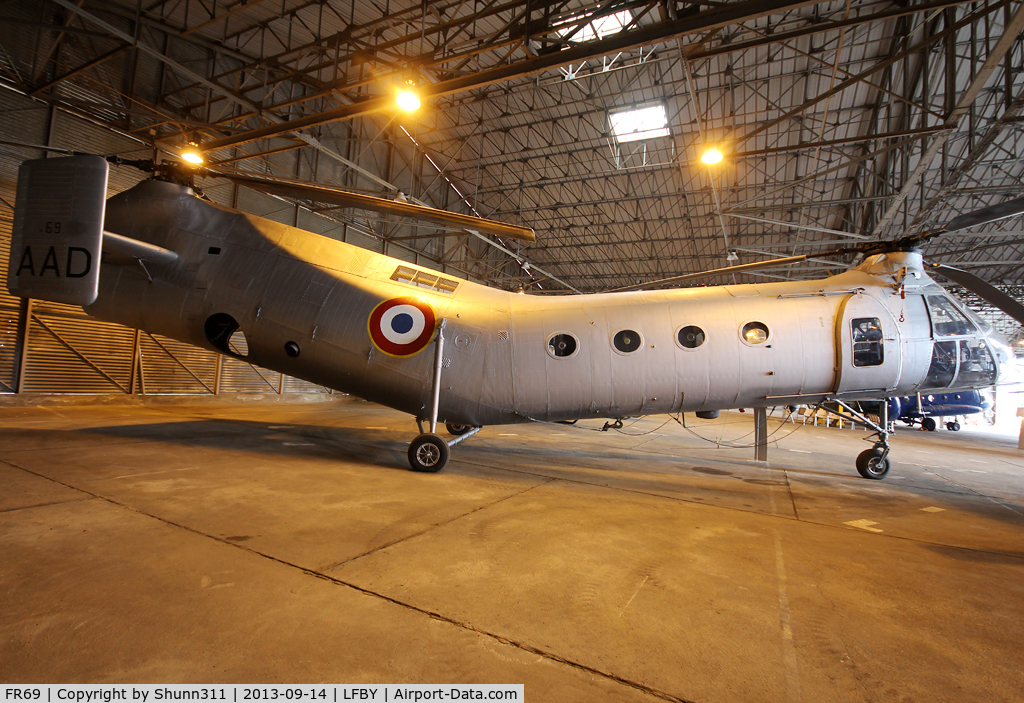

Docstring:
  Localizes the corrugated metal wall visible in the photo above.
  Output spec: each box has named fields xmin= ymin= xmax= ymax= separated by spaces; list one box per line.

xmin=0 ymin=94 xmax=331 ymax=397
xmin=0 ymin=218 xmax=19 ymax=392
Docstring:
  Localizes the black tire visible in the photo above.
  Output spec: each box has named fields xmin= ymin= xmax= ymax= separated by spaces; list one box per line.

xmin=856 ymin=447 xmax=891 ymax=480
xmin=922 ymin=417 xmax=937 ymax=432
xmin=947 ymin=421 xmax=960 ymax=431
xmin=445 ymin=423 xmax=471 ymax=436
xmin=408 ymin=433 xmax=450 ymax=473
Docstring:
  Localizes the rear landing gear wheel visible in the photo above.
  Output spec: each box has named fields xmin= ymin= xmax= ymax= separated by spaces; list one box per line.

xmin=445 ymin=423 xmax=471 ymax=436
xmin=408 ymin=434 xmax=449 ymax=473
xmin=947 ymin=421 xmax=961 ymax=431
xmin=922 ymin=417 xmax=937 ymax=432
xmin=856 ymin=447 xmax=891 ymax=480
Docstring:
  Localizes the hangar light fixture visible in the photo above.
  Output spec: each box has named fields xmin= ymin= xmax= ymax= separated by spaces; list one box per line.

xmin=610 ymin=104 xmax=669 ymax=143
xmin=701 ymin=147 xmax=723 ymax=165
xmin=181 ymin=143 xmax=204 ymax=166
xmin=396 ymin=82 xmax=421 ymax=112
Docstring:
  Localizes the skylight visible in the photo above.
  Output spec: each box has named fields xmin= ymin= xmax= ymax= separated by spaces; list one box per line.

xmin=555 ymin=9 xmax=632 ymax=43
xmin=610 ymin=104 xmax=670 ymax=143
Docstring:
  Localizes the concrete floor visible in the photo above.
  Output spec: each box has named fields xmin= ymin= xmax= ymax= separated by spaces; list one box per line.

xmin=1 ymin=399 xmax=1022 ymax=702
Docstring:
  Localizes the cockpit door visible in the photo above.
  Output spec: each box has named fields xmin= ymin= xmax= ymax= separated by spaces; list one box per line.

xmin=834 ymin=293 xmax=902 ymax=394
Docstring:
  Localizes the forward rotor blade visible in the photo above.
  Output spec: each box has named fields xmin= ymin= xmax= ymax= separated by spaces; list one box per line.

xmin=609 ymin=254 xmax=816 ymax=292
xmin=943 ymin=197 xmax=1024 ymax=233
xmin=211 ymin=170 xmax=536 ymax=242
xmin=930 ymin=264 xmax=1024 ymax=325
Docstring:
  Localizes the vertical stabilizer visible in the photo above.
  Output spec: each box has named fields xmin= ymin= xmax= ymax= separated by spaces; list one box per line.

xmin=8 ymin=155 xmax=108 ymax=306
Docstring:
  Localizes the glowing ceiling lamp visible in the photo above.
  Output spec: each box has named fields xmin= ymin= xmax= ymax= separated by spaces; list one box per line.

xmin=701 ymin=147 xmax=723 ymax=165
xmin=396 ymin=82 xmax=421 ymax=112
xmin=181 ymin=143 xmax=204 ymax=166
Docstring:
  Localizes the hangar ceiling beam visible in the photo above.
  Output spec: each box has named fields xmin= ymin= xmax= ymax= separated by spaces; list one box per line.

xmin=902 ymin=90 xmax=1024 ymax=234
xmin=172 ymin=0 xmax=969 ymax=125
xmin=733 ymin=1 xmax=1005 ymax=149
xmin=47 ymin=0 xmax=265 ymax=114
xmin=870 ymin=0 xmax=1024 ymax=236
xmin=199 ymin=0 xmax=827 ymax=152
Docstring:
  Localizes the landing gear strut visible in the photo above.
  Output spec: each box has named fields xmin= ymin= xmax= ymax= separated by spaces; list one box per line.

xmin=407 ymin=319 xmax=481 ymax=472
xmin=812 ymin=398 xmax=893 ymax=480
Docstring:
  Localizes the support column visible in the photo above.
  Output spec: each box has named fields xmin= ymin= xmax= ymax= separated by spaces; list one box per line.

xmin=14 ymin=299 xmax=32 ymax=393
xmin=754 ymin=407 xmax=768 ymax=462
xmin=129 ymin=328 xmax=141 ymax=394
xmin=213 ymin=354 xmax=222 ymax=395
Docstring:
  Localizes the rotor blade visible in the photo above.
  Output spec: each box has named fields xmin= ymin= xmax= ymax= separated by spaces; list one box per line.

xmin=609 ymin=254 xmax=818 ymax=292
xmin=210 ymin=170 xmax=535 ymax=242
xmin=930 ymin=264 xmax=1024 ymax=325
xmin=943 ymin=197 xmax=1024 ymax=233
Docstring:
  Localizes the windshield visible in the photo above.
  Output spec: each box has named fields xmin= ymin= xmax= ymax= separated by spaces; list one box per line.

xmin=925 ymin=295 xmax=977 ymax=337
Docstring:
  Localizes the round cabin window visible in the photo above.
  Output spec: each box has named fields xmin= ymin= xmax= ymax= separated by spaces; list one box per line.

xmin=741 ymin=321 xmax=770 ymax=345
xmin=547 ymin=332 xmax=578 ymax=358
xmin=677 ymin=325 xmax=706 ymax=349
xmin=612 ymin=329 xmax=642 ymax=353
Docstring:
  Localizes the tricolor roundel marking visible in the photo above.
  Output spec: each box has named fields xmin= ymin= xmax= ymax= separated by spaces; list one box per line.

xmin=368 ymin=297 xmax=436 ymax=357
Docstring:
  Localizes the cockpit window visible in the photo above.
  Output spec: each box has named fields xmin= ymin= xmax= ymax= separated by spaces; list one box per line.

xmin=925 ymin=340 xmax=957 ymax=388
xmin=961 ymin=305 xmax=994 ymax=335
xmin=926 ymin=296 xmax=976 ymax=337
xmin=956 ymin=340 xmax=997 ymax=386
xmin=852 ymin=317 xmax=884 ymax=367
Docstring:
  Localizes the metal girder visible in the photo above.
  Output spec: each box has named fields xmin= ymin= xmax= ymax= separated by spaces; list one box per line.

xmin=870 ymin=0 xmax=1024 ymax=236
xmin=28 ymin=44 xmax=128 ymax=96
xmin=734 ymin=2 xmax=1006 ymax=149
xmin=200 ymin=0 xmax=824 ymax=151
xmin=906 ymin=92 xmax=1024 ymax=232
xmin=48 ymin=0 xmax=265 ymax=114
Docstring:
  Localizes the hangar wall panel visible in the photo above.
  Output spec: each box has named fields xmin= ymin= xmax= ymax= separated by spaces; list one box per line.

xmin=283 ymin=376 xmax=330 ymax=393
xmin=0 ymin=217 xmax=18 ymax=393
xmin=21 ymin=301 xmax=136 ymax=394
xmin=139 ymin=333 xmax=217 ymax=395
xmin=219 ymin=357 xmax=283 ymax=393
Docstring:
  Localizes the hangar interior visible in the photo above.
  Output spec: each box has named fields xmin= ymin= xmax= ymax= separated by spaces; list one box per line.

xmin=2 ymin=0 xmax=1024 ymax=394
xmin=1 ymin=0 xmax=1023 ymax=699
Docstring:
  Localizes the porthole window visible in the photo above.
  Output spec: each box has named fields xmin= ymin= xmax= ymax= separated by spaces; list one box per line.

xmin=741 ymin=321 xmax=770 ymax=345
xmin=612 ymin=329 xmax=642 ymax=354
xmin=677 ymin=325 xmax=706 ymax=350
xmin=852 ymin=317 xmax=884 ymax=367
xmin=547 ymin=332 xmax=578 ymax=358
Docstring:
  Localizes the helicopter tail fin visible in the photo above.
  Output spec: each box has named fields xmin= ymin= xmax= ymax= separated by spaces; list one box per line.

xmin=7 ymin=155 xmax=108 ymax=306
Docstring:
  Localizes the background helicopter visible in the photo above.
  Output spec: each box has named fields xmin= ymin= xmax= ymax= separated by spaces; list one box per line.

xmin=7 ymin=153 xmax=1024 ymax=479
xmin=888 ymin=390 xmax=992 ymax=432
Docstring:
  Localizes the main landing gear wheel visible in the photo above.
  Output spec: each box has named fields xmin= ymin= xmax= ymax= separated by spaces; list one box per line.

xmin=445 ymin=423 xmax=471 ymax=436
xmin=947 ymin=421 xmax=961 ymax=431
xmin=409 ymin=434 xmax=450 ymax=473
xmin=922 ymin=417 xmax=937 ymax=432
xmin=856 ymin=447 xmax=891 ymax=480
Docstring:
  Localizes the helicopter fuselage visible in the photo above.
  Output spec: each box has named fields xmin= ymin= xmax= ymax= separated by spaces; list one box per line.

xmin=79 ymin=179 xmax=1009 ymax=427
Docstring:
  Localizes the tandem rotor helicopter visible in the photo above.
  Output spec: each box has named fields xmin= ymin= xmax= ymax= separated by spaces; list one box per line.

xmin=7 ymin=153 xmax=1024 ymax=478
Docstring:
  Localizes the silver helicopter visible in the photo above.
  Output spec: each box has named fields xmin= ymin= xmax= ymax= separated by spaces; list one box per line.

xmin=8 ymin=155 xmax=1024 ymax=478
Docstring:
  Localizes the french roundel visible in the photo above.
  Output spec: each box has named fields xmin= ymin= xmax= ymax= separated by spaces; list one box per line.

xmin=368 ymin=297 xmax=436 ymax=357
